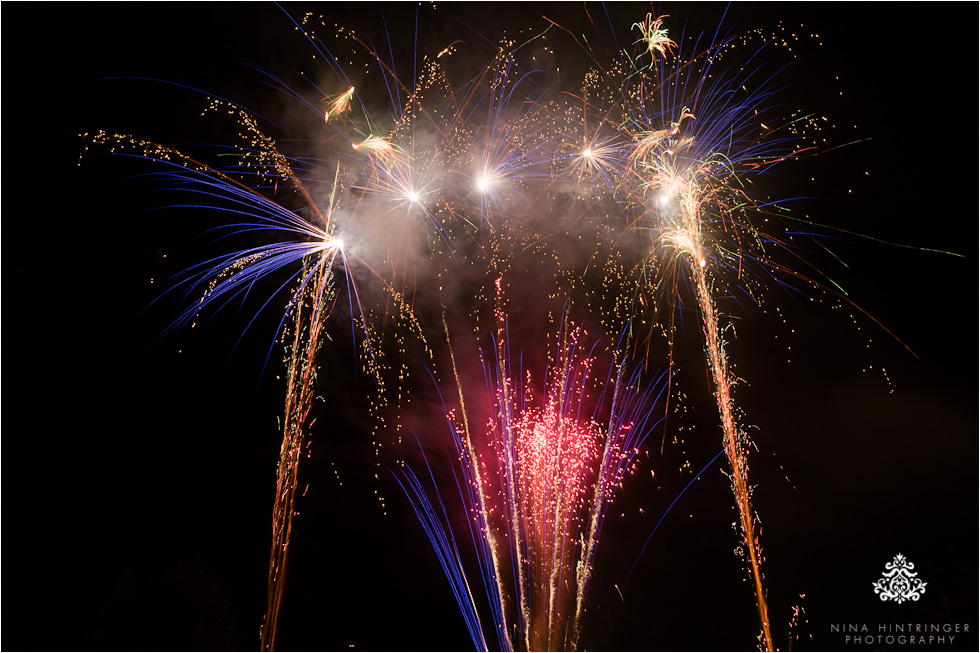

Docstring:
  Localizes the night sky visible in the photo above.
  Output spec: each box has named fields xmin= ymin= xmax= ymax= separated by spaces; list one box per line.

xmin=7 ymin=3 xmax=978 ymax=652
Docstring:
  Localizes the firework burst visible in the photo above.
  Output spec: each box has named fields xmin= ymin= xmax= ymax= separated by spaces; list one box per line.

xmin=400 ymin=300 xmax=667 ymax=651
xmin=633 ymin=13 xmax=677 ymax=69
xmin=83 ymin=103 xmax=362 ymax=650
xmin=83 ymin=5 xmax=864 ymax=650
xmin=617 ymin=24 xmax=832 ymax=651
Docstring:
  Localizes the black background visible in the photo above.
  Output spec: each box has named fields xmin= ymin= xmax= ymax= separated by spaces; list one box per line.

xmin=6 ymin=2 xmax=977 ymax=651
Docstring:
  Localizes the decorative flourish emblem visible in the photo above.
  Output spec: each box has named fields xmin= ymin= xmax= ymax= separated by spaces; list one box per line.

xmin=873 ymin=553 xmax=927 ymax=603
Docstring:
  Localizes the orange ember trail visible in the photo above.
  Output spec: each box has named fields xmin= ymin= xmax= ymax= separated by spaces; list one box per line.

xmin=693 ymin=264 xmax=773 ymax=651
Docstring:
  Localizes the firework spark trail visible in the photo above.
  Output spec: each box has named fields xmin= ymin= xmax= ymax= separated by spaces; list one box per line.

xmin=693 ymin=262 xmax=773 ymax=650
xmin=100 ymin=123 xmax=354 ymax=647
xmin=394 ymin=448 xmax=494 ymax=651
xmin=622 ymin=26 xmax=823 ymax=650
xmin=84 ymin=119 xmax=361 ymax=650
xmin=264 ymin=242 xmax=338 ymax=651
xmin=419 ymin=277 xmax=667 ymax=650
xmin=262 ymin=171 xmax=347 ymax=651
xmin=442 ymin=310 xmax=516 ymax=652
xmin=324 ymin=86 xmax=356 ymax=123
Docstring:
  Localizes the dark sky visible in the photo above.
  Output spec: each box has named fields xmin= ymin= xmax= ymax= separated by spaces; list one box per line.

xmin=7 ymin=3 xmax=977 ymax=652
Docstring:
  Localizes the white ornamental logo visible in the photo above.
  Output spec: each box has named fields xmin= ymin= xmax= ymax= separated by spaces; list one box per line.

xmin=873 ymin=553 xmax=927 ymax=603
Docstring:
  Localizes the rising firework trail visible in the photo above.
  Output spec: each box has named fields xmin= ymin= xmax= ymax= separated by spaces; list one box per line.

xmin=84 ymin=111 xmax=363 ymax=650
xmin=263 ymin=244 xmax=340 ymax=651
xmin=621 ymin=20 xmax=831 ymax=650
xmin=263 ymin=176 xmax=347 ymax=651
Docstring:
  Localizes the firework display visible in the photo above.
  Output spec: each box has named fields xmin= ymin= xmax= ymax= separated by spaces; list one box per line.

xmin=18 ymin=3 xmax=976 ymax=652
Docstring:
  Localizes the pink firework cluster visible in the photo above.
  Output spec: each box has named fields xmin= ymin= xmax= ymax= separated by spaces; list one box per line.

xmin=441 ymin=317 xmax=659 ymax=652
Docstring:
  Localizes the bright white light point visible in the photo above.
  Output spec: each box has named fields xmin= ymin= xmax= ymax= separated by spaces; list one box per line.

xmin=333 ymin=239 xmax=344 ymax=250
xmin=407 ymin=191 xmax=419 ymax=203
xmin=658 ymin=194 xmax=670 ymax=206
xmin=477 ymin=177 xmax=490 ymax=191
xmin=582 ymin=149 xmax=592 ymax=158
